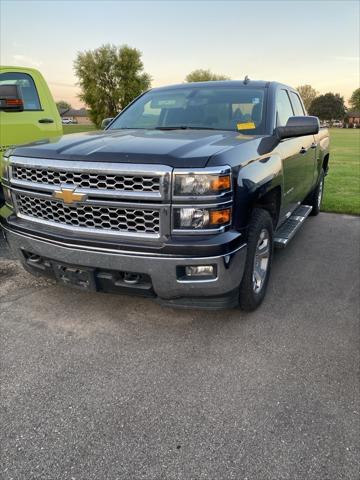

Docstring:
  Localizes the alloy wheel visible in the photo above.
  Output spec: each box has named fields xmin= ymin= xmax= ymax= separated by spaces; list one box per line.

xmin=252 ymin=228 xmax=270 ymax=294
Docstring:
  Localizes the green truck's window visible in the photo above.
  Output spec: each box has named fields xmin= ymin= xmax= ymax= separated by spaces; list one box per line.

xmin=0 ymin=72 xmax=41 ymax=110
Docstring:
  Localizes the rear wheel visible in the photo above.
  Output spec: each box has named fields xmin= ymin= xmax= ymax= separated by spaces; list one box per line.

xmin=239 ymin=208 xmax=273 ymax=311
xmin=307 ymin=170 xmax=325 ymax=216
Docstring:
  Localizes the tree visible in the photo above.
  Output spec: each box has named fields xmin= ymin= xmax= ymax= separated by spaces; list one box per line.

xmin=56 ymin=100 xmax=71 ymax=112
xmin=74 ymin=44 xmax=152 ymax=127
xmin=349 ymin=88 xmax=360 ymax=111
xmin=185 ymin=69 xmax=230 ymax=82
xmin=308 ymin=93 xmax=346 ymax=120
xmin=296 ymin=85 xmax=318 ymax=112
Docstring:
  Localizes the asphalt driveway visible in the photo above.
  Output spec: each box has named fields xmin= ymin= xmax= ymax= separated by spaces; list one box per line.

xmin=0 ymin=212 xmax=359 ymax=480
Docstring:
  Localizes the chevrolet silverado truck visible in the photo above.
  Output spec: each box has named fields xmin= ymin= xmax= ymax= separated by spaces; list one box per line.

xmin=0 ymin=80 xmax=329 ymax=310
xmin=0 ymin=66 xmax=62 ymax=210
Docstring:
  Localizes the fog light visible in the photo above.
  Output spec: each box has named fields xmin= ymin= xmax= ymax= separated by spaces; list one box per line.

xmin=185 ymin=265 xmax=214 ymax=277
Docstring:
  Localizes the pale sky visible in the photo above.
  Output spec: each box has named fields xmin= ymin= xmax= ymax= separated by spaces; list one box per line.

xmin=1 ymin=0 xmax=359 ymax=108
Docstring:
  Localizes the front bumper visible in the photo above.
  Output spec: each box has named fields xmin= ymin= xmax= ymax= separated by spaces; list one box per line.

xmin=3 ymin=226 xmax=247 ymax=309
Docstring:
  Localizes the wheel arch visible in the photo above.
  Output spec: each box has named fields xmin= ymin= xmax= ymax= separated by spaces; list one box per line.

xmin=234 ymin=153 xmax=283 ymax=230
xmin=322 ymin=153 xmax=330 ymax=174
xmin=253 ymin=185 xmax=282 ymax=229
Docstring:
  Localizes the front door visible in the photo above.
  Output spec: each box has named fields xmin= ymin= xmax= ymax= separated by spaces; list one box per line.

xmin=275 ymin=89 xmax=316 ymax=219
xmin=0 ymin=70 xmax=58 ymax=156
xmin=286 ymin=134 xmax=316 ymax=202
xmin=288 ymin=91 xmax=316 ymax=199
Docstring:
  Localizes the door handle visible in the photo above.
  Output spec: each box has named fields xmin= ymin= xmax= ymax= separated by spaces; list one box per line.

xmin=299 ymin=147 xmax=308 ymax=154
xmin=311 ymin=142 xmax=318 ymax=149
xmin=38 ymin=118 xmax=54 ymax=124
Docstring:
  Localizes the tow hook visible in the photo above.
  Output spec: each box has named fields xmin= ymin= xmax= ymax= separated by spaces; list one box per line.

xmin=123 ymin=272 xmax=141 ymax=285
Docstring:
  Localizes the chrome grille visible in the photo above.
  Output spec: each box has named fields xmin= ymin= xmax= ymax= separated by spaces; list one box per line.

xmin=9 ymin=156 xmax=172 ymax=240
xmin=16 ymin=194 xmax=160 ymax=235
xmin=13 ymin=166 xmax=161 ymax=193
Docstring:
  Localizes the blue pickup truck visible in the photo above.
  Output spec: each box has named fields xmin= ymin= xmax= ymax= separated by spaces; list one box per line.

xmin=0 ymin=79 xmax=329 ymax=310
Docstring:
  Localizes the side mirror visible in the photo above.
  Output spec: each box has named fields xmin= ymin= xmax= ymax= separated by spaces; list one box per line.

xmin=101 ymin=117 xmax=113 ymax=129
xmin=277 ymin=116 xmax=319 ymax=139
xmin=0 ymin=85 xmax=24 ymax=112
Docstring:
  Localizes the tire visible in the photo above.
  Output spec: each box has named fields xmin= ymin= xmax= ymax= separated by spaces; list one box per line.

xmin=239 ymin=208 xmax=273 ymax=311
xmin=307 ymin=170 xmax=325 ymax=216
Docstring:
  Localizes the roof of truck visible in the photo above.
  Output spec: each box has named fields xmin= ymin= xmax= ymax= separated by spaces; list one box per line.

xmin=151 ymin=80 xmax=291 ymax=91
xmin=150 ymin=80 xmax=296 ymax=91
xmin=0 ymin=66 xmax=41 ymax=73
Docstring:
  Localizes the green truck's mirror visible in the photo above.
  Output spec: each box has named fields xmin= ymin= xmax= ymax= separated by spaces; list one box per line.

xmin=0 ymin=85 xmax=24 ymax=112
xmin=101 ymin=118 xmax=113 ymax=129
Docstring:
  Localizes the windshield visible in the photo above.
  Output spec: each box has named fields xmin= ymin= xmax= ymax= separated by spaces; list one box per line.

xmin=109 ymin=86 xmax=266 ymax=134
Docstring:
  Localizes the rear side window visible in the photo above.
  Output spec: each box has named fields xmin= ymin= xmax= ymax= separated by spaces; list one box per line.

xmin=276 ymin=89 xmax=294 ymax=126
xmin=0 ymin=72 xmax=41 ymax=110
xmin=290 ymin=91 xmax=305 ymax=116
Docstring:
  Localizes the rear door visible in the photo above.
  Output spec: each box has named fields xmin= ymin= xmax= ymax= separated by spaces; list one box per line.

xmin=0 ymin=70 xmax=61 ymax=156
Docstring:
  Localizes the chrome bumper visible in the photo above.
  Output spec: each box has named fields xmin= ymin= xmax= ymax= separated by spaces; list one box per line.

xmin=4 ymin=227 xmax=247 ymax=304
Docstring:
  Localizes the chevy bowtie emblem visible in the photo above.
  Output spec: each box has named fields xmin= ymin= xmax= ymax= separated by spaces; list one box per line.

xmin=53 ymin=187 xmax=87 ymax=204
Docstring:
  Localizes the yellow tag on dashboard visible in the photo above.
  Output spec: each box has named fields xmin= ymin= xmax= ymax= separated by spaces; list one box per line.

xmin=237 ymin=122 xmax=256 ymax=130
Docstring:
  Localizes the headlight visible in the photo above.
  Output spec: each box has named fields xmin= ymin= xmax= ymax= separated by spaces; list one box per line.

xmin=2 ymin=185 xmax=13 ymax=206
xmin=0 ymin=156 xmax=10 ymax=182
xmin=173 ymin=206 xmax=232 ymax=231
xmin=1 ymin=156 xmax=13 ymax=207
xmin=173 ymin=168 xmax=232 ymax=197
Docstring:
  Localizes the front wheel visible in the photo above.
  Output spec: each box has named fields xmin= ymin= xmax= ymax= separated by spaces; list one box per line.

xmin=239 ymin=208 xmax=273 ymax=311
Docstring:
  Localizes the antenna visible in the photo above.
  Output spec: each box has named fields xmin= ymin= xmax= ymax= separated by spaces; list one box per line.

xmin=244 ymin=75 xmax=250 ymax=85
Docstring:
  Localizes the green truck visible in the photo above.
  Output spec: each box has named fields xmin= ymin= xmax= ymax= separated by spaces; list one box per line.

xmin=0 ymin=66 xmax=62 ymax=214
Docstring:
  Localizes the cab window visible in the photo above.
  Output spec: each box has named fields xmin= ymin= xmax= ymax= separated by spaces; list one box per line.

xmin=290 ymin=91 xmax=305 ymax=116
xmin=276 ymin=89 xmax=294 ymax=126
xmin=0 ymin=72 xmax=41 ymax=110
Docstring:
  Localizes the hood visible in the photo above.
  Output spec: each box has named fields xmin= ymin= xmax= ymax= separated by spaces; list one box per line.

xmin=10 ymin=129 xmax=261 ymax=168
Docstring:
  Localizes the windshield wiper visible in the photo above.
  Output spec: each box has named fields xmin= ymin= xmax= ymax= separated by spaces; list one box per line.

xmin=154 ymin=126 xmax=221 ymax=131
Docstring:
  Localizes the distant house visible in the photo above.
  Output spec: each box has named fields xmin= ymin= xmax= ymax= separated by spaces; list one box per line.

xmin=60 ymin=108 xmax=93 ymax=125
xmin=347 ymin=111 xmax=360 ymax=125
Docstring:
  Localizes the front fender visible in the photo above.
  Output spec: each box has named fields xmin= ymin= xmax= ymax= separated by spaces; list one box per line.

xmin=233 ymin=153 xmax=283 ymax=229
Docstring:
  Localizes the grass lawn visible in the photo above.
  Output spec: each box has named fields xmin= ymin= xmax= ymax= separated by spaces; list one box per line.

xmin=62 ymin=124 xmax=97 ymax=134
xmin=322 ymin=128 xmax=360 ymax=215
xmin=62 ymin=124 xmax=359 ymax=216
